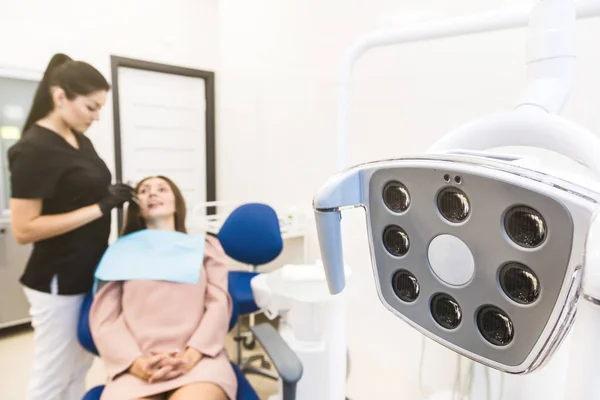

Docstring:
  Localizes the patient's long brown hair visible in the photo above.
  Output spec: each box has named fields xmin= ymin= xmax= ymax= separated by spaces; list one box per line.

xmin=120 ymin=176 xmax=188 ymax=236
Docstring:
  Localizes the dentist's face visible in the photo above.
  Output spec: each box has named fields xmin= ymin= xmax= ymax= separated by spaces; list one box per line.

xmin=52 ymin=87 xmax=107 ymax=133
xmin=137 ymin=177 xmax=177 ymax=221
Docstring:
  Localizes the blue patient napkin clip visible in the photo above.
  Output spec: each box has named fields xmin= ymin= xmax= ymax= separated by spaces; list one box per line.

xmin=93 ymin=229 xmax=206 ymax=293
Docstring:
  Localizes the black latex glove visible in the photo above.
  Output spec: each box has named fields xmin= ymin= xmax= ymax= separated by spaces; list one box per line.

xmin=98 ymin=183 xmax=135 ymax=216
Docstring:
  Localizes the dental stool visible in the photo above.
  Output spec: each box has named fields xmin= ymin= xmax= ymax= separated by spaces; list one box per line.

xmin=78 ymin=286 xmax=303 ymax=400
xmin=218 ymin=203 xmax=283 ymax=380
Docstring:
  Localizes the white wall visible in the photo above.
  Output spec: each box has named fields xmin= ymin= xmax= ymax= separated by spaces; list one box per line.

xmin=216 ymin=1 xmax=600 ymax=399
xmin=0 ymin=0 xmax=219 ymax=180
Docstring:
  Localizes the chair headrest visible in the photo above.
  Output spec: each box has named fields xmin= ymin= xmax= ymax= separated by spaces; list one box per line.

xmin=218 ymin=203 xmax=283 ymax=266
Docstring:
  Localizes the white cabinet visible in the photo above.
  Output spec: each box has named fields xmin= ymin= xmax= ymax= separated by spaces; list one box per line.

xmin=0 ymin=73 xmax=39 ymax=329
xmin=0 ymin=218 xmax=31 ymax=328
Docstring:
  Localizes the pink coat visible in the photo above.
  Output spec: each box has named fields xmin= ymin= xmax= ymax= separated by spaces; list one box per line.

xmin=89 ymin=235 xmax=237 ymax=400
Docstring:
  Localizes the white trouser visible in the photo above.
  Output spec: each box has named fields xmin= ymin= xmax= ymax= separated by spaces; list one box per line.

xmin=23 ymin=283 xmax=94 ymax=400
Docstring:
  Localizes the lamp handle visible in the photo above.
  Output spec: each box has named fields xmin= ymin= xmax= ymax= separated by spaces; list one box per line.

xmin=427 ymin=110 xmax=600 ymax=178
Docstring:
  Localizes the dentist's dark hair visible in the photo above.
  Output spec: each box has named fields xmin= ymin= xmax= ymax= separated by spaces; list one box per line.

xmin=22 ymin=53 xmax=110 ymax=134
xmin=121 ymin=176 xmax=188 ymax=236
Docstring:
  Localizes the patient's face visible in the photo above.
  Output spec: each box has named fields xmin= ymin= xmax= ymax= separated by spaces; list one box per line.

xmin=137 ymin=177 xmax=177 ymax=221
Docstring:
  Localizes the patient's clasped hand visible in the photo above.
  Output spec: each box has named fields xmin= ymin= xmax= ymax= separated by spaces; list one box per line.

xmin=129 ymin=346 xmax=203 ymax=384
xmin=89 ymin=176 xmax=236 ymax=400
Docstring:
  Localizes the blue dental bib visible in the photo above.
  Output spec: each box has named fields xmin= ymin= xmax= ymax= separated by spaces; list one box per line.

xmin=93 ymin=229 xmax=206 ymax=292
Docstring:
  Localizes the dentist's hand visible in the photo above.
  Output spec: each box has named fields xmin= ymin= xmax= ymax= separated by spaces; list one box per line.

xmin=98 ymin=183 xmax=135 ymax=216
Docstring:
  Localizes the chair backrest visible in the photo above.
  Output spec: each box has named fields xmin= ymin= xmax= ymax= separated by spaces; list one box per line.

xmin=77 ymin=292 xmax=99 ymax=356
xmin=217 ymin=203 xmax=283 ymax=266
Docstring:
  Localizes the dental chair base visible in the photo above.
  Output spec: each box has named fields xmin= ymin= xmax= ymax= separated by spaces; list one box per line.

xmin=218 ymin=203 xmax=284 ymax=380
xmin=230 ymin=270 xmax=278 ymax=381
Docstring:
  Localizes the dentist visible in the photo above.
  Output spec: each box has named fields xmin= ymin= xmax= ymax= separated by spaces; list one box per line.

xmin=8 ymin=53 xmax=134 ymax=399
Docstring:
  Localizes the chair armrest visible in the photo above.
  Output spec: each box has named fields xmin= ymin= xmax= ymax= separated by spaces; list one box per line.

xmin=251 ymin=323 xmax=303 ymax=400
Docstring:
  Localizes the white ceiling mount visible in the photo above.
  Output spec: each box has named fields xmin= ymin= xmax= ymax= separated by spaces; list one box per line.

xmin=335 ymin=0 xmax=600 ymax=171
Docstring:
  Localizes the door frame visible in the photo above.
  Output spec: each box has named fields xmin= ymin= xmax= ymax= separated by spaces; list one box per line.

xmin=110 ymin=56 xmax=216 ymax=227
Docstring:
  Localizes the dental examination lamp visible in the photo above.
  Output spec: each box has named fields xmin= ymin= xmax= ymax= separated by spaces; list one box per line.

xmin=314 ymin=1 xmax=600 ymax=399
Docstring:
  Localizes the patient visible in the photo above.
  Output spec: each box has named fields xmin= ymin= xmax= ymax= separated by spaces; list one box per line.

xmin=89 ymin=176 xmax=237 ymax=400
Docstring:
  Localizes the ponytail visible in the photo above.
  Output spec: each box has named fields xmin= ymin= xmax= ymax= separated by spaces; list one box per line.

xmin=22 ymin=54 xmax=72 ymax=134
xmin=22 ymin=53 xmax=110 ymax=135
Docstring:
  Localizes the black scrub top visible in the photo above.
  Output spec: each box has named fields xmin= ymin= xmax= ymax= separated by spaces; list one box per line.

xmin=8 ymin=124 xmax=112 ymax=295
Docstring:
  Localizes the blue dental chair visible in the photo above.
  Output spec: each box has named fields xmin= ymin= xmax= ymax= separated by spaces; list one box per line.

xmin=78 ymin=284 xmax=302 ymax=400
xmin=218 ymin=203 xmax=284 ymax=380
xmin=77 ymin=203 xmax=300 ymax=400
